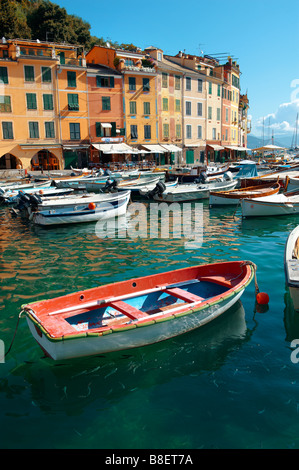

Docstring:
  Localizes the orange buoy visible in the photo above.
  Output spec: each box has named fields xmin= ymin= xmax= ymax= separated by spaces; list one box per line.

xmin=256 ymin=292 xmax=269 ymax=305
xmin=88 ymin=202 xmax=96 ymax=210
xmin=39 ymin=190 xmax=44 ymax=195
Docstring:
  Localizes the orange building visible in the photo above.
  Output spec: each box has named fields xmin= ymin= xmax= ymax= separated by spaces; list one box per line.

xmin=0 ymin=38 xmax=88 ymax=170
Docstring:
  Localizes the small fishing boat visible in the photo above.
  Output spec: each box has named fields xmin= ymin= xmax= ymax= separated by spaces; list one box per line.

xmin=0 ymin=182 xmax=54 ymax=203
xmin=285 ymin=225 xmax=299 ymax=310
xmin=22 ymin=260 xmax=254 ymax=360
xmin=241 ymin=190 xmax=299 ymax=217
xmin=153 ymin=179 xmax=237 ymax=202
xmin=139 ymin=179 xmax=178 ymax=198
xmin=31 ymin=190 xmax=131 ymax=226
xmin=209 ymin=181 xmax=281 ymax=206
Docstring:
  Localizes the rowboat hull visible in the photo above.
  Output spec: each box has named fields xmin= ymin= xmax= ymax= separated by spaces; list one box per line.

xmin=285 ymin=225 xmax=299 ymax=310
xmin=153 ymin=180 xmax=237 ymax=202
xmin=22 ymin=261 xmax=254 ymax=360
xmin=241 ymin=194 xmax=299 ymax=217
xmin=209 ymin=182 xmax=280 ymax=207
xmin=32 ymin=191 xmax=130 ymax=226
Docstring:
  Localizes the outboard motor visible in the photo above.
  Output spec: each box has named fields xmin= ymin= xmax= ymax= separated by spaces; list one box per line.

xmin=144 ymin=181 xmax=166 ymax=199
xmin=103 ymin=178 xmax=118 ymax=193
xmin=223 ymin=171 xmax=233 ymax=181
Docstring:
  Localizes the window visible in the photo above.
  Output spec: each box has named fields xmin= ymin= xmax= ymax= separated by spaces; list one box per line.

xmin=212 ymin=128 xmax=216 ymax=140
xmin=163 ymin=98 xmax=168 ymax=111
xmin=186 ymin=77 xmax=191 ymax=91
xmin=130 ymin=125 xmax=138 ymax=139
xmin=225 ymin=108 xmax=228 ymax=122
xmin=129 ymin=101 xmax=136 ymax=114
xmin=143 ymin=78 xmax=150 ymax=91
xmin=29 ymin=122 xmax=39 ymax=138
xmin=43 ymin=94 xmax=53 ymax=110
xmin=0 ymin=96 xmax=11 ymax=112
xmin=95 ymin=122 xmax=102 ymax=137
xmin=208 ymin=106 xmax=212 ymax=120
xmin=162 ymin=73 xmax=168 ymax=88
xmin=45 ymin=122 xmax=55 ymax=138
xmin=197 ymin=102 xmax=202 ymax=116
xmin=163 ymin=123 xmax=169 ymax=138
xmin=176 ymin=124 xmax=181 ymax=139
xmin=68 ymin=94 xmax=79 ymax=111
xmin=24 ymin=65 xmax=34 ymax=82
xmin=96 ymin=76 xmax=114 ymax=88
xmin=217 ymin=108 xmax=221 ymax=121
xmin=208 ymin=82 xmax=212 ymax=94
xmin=41 ymin=67 xmax=52 ymax=83
xmin=175 ymin=76 xmax=180 ymax=90
xmin=0 ymin=67 xmax=8 ymax=84
xmin=70 ymin=123 xmax=80 ymax=140
xmin=2 ymin=122 xmax=13 ymax=139
xmin=129 ymin=77 xmax=136 ymax=90
xmin=144 ymin=125 xmax=151 ymax=139
xmin=198 ymin=79 xmax=202 ymax=92
xmin=175 ymin=99 xmax=180 ymax=112
xmin=217 ymin=84 xmax=221 ymax=97
xmin=102 ymin=96 xmax=111 ymax=111
xmin=143 ymin=102 xmax=150 ymax=115
xmin=67 ymin=71 xmax=76 ymax=88
xmin=225 ymin=129 xmax=228 ymax=140
xmin=26 ymin=93 xmax=37 ymax=110
xmin=197 ymin=125 xmax=202 ymax=139
xmin=158 ymin=52 xmax=162 ymax=61
xmin=185 ymin=101 xmax=191 ymax=115
xmin=186 ymin=124 xmax=192 ymax=139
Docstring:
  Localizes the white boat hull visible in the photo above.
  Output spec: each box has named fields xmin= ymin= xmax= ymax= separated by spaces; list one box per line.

xmin=25 ymin=288 xmax=244 ymax=360
xmin=32 ymin=191 xmax=130 ymax=226
xmin=154 ymin=180 xmax=237 ymax=202
xmin=242 ymin=197 xmax=299 ymax=217
xmin=285 ymin=225 xmax=299 ymax=310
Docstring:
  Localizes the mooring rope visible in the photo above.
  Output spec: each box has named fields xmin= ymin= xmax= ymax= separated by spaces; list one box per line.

xmin=5 ymin=310 xmax=24 ymax=358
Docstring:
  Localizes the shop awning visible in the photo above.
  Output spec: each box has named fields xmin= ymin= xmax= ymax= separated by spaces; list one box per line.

xmin=225 ymin=145 xmax=250 ymax=151
xmin=92 ymin=143 xmax=138 ymax=154
xmin=207 ymin=144 xmax=224 ymax=150
xmin=20 ymin=144 xmax=63 ymax=150
xmin=63 ymin=145 xmax=90 ymax=150
xmin=161 ymin=144 xmax=182 ymax=152
xmin=141 ymin=144 xmax=166 ymax=153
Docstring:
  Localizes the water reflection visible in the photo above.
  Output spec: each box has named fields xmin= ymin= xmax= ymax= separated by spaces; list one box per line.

xmin=7 ymin=301 xmax=251 ymax=416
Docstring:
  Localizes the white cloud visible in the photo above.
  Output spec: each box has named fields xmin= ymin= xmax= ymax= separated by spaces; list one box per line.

xmin=254 ymin=100 xmax=299 ymax=136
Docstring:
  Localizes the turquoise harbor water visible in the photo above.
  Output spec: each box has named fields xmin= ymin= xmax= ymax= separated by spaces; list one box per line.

xmin=1 ymin=199 xmax=299 ymax=450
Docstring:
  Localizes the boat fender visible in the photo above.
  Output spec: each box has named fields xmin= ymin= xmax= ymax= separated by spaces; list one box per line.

xmin=88 ymin=202 xmax=96 ymax=210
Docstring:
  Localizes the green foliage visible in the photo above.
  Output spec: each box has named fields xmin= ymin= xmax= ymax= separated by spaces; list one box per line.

xmin=0 ymin=0 xmax=122 ymax=51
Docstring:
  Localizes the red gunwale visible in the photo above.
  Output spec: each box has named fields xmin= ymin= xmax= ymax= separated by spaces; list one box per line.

xmin=24 ymin=261 xmax=253 ymax=339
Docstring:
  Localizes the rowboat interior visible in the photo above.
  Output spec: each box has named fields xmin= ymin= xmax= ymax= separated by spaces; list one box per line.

xmin=27 ymin=265 xmax=247 ymax=339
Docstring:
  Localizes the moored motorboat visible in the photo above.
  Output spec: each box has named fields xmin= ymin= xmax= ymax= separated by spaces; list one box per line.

xmin=153 ymin=179 xmax=237 ymax=202
xmin=209 ymin=181 xmax=281 ymax=206
xmin=241 ymin=190 xmax=299 ymax=217
xmin=31 ymin=190 xmax=131 ymax=226
xmin=22 ymin=260 xmax=254 ymax=360
xmin=285 ymin=225 xmax=299 ymax=310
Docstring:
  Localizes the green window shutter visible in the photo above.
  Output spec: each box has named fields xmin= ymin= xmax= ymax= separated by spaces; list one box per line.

xmin=175 ymin=99 xmax=180 ymax=112
xmin=110 ymin=77 xmax=114 ymax=88
xmin=43 ymin=94 xmax=53 ymax=110
xmin=130 ymin=101 xmax=136 ymax=114
xmin=129 ymin=77 xmax=136 ymax=90
xmin=95 ymin=122 xmax=103 ymax=137
xmin=130 ymin=125 xmax=138 ymax=139
xmin=176 ymin=124 xmax=181 ymax=139
xmin=68 ymin=94 xmax=79 ymax=111
xmin=111 ymin=122 xmax=116 ymax=137
xmin=59 ymin=52 xmax=65 ymax=65
xmin=70 ymin=123 xmax=80 ymax=140
xmin=144 ymin=102 xmax=150 ymax=115
xmin=163 ymin=123 xmax=169 ymax=137
xmin=0 ymin=67 xmax=8 ymax=84
xmin=102 ymin=96 xmax=111 ymax=110
xmin=67 ymin=71 xmax=76 ymax=88
xmin=2 ymin=122 xmax=13 ymax=139
xmin=144 ymin=125 xmax=151 ymax=139
xmin=163 ymin=98 xmax=168 ymax=111
xmin=45 ymin=122 xmax=55 ymax=138
xmin=0 ymin=95 xmax=11 ymax=112
xmin=25 ymin=66 xmax=34 ymax=82
xmin=42 ymin=67 xmax=52 ymax=82
xmin=217 ymin=84 xmax=221 ymax=97
xmin=26 ymin=93 xmax=37 ymax=110
xmin=209 ymin=82 xmax=212 ymax=94
xmin=29 ymin=122 xmax=39 ymax=138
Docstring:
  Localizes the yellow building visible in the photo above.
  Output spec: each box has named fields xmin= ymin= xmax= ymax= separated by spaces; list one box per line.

xmin=0 ymin=39 xmax=88 ymax=170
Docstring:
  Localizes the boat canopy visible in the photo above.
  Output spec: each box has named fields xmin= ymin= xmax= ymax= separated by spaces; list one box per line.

xmin=235 ymin=161 xmax=258 ymax=178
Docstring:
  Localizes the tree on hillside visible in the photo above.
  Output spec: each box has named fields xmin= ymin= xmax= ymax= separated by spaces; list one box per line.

xmin=0 ymin=0 xmax=31 ymax=39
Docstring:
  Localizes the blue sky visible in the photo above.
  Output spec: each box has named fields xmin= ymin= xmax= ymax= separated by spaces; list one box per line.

xmin=56 ymin=0 xmax=299 ymax=143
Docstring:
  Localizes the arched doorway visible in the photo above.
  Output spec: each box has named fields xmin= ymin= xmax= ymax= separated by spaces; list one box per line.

xmin=0 ymin=154 xmax=23 ymax=169
xmin=31 ymin=150 xmax=60 ymax=171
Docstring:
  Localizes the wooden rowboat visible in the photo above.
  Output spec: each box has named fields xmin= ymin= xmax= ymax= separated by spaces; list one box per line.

xmin=285 ymin=225 xmax=299 ymax=310
xmin=209 ymin=181 xmax=281 ymax=206
xmin=22 ymin=261 xmax=254 ymax=360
